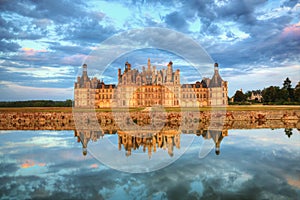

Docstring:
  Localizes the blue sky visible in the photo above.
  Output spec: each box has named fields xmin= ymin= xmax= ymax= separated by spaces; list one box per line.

xmin=0 ymin=0 xmax=299 ymax=100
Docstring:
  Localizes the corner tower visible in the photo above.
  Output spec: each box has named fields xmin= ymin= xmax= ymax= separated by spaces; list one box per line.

xmin=208 ymin=63 xmax=228 ymax=106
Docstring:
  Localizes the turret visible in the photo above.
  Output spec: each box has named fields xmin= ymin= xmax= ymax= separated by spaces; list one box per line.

xmin=82 ymin=64 xmax=88 ymax=79
xmin=147 ymin=58 xmax=151 ymax=71
xmin=214 ymin=63 xmax=218 ymax=72
xmin=209 ymin=63 xmax=223 ymax=88
xmin=118 ymin=68 xmax=121 ymax=77
xmin=174 ymin=69 xmax=180 ymax=84
xmin=125 ymin=61 xmax=131 ymax=71
xmin=166 ymin=61 xmax=173 ymax=83
xmin=167 ymin=61 xmax=173 ymax=70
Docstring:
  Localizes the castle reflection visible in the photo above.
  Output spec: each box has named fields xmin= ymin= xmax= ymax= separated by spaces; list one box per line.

xmin=1 ymin=110 xmax=298 ymax=158
xmin=74 ymin=128 xmax=227 ymax=158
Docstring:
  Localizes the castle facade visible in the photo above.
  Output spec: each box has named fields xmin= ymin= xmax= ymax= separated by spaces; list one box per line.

xmin=74 ymin=59 xmax=228 ymax=108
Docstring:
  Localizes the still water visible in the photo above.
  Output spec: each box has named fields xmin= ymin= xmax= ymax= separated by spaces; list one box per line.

xmin=0 ymin=128 xmax=299 ymax=199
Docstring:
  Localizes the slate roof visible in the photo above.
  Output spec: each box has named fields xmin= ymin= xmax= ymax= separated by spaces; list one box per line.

xmin=209 ymin=70 xmax=223 ymax=87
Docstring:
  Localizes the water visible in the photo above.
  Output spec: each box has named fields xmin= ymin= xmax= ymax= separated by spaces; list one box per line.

xmin=0 ymin=128 xmax=299 ymax=199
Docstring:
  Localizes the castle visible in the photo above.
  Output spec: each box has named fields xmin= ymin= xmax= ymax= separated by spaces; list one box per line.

xmin=74 ymin=59 xmax=228 ymax=108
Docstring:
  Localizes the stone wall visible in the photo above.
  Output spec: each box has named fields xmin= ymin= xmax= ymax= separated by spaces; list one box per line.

xmin=0 ymin=110 xmax=299 ymax=130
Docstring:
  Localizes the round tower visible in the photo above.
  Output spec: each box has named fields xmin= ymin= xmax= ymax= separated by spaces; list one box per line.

xmin=147 ymin=58 xmax=151 ymax=70
xmin=214 ymin=63 xmax=219 ymax=72
xmin=82 ymin=64 xmax=88 ymax=76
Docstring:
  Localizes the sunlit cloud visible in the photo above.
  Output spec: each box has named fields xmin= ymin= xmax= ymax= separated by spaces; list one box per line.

xmin=21 ymin=160 xmax=46 ymax=168
xmin=286 ymin=176 xmax=300 ymax=189
xmin=281 ymin=21 xmax=300 ymax=39
xmin=90 ymin=163 xmax=99 ymax=168
xmin=22 ymin=47 xmax=47 ymax=56
xmin=61 ymin=54 xmax=88 ymax=65
xmin=21 ymin=160 xmax=35 ymax=168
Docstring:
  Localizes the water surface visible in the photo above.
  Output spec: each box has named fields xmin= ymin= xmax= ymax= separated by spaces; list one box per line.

xmin=0 ymin=129 xmax=299 ymax=199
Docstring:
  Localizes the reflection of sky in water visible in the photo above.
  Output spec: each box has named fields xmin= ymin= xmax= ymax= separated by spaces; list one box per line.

xmin=0 ymin=129 xmax=299 ymax=199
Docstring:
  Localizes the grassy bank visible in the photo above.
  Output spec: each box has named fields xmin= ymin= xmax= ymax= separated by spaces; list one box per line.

xmin=0 ymin=105 xmax=299 ymax=113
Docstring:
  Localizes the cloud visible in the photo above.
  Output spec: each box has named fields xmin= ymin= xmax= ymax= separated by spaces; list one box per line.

xmin=281 ymin=21 xmax=300 ymax=41
xmin=61 ymin=54 xmax=88 ymax=66
xmin=0 ymin=40 xmax=21 ymax=52
xmin=22 ymin=47 xmax=47 ymax=56
xmin=0 ymin=81 xmax=73 ymax=100
xmin=0 ymin=0 xmax=299 ymax=100
xmin=165 ymin=11 xmax=189 ymax=31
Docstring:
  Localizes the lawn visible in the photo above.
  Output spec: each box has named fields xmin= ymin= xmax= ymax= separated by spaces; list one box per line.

xmin=0 ymin=105 xmax=299 ymax=113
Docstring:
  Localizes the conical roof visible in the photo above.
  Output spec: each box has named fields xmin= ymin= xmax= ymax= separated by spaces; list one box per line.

xmin=209 ymin=64 xmax=223 ymax=87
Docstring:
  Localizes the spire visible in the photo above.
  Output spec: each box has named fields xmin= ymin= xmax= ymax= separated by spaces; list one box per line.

xmin=214 ymin=63 xmax=219 ymax=73
xmin=81 ymin=64 xmax=88 ymax=81
xmin=125 ymin=61 xmax=131 ymax=70
xmin=83 ymin=63 xmax=87 ymax=71
xmin=147 ymin=58 xmax=151 ymax=70
xmin=209 ymin=63 xmax=223 ymax=87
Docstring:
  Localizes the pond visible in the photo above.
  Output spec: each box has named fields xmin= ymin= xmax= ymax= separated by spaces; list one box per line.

xmin=0 ymin=128 xmax=299 ymax=199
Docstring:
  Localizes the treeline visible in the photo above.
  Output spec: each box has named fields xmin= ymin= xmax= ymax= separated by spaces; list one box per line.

xmin=231 ymin=78 xmax=300 ymax=105
xmin=0 ymin=100 xmax=73 ymax=107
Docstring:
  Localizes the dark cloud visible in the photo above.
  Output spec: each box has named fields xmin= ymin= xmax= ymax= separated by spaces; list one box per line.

xmin=0 ymin=40 xmax=21 ymax=52
xmin=215 ymin=0 xmax=266 ymax=24
xmin=0 ymin=163 xmax=19 ymax=175
xmin=0 ymin=0 xmax=87 ymax=24
xmin=165 ymin=11 xmax=189 ymax=31
xmin=57 ymin=18 xmax=117 ymax=44
xmin=282 ymin=0 xmax=299 ymax=8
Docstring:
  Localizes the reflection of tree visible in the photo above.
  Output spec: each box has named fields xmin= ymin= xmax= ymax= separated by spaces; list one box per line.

xmin=284 ymin=128 xmax=293 ymax=138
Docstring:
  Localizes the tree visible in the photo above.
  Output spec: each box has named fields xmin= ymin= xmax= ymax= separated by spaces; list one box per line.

xmin=284 ymin=128 xmax=293 ymax=138
xmin=262 ymin=86 xmax=282 ymax=103
xmin=283 ymin=77 xmax=292 ymax=90
xmin=233 ymin=90 xmax=246 ymax=102
xmin=294 ymin=82 xmax=300 ymax=102
xmin=282 ymin=77 xmax=294 ymax=101
xmin=244 ymin=91 xmax=252 ymax=99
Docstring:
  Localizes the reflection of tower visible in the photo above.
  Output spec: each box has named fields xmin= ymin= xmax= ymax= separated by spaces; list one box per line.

xmin=75 ymin=130 xmax=90 ymax=156
xmin=117 ymin=131 xmax=181 ymax=158
xmin=74 ymin=130 xmax=105 ymax=156
xmin=210 ymin=130 xmax=227 ymax=155
xmin=201 ymin=129 xmax=227 ymax=155
xmin=74 ymin=125 xmax=229 ymax=157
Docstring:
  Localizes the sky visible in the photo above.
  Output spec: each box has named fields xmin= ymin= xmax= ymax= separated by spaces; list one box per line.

xmin=0 ymin=0 xmax=300 ymax=100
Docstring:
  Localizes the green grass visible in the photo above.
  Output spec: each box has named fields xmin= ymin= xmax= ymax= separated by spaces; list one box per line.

xmin=0 ymin=105 xmax=299 ymax=113
xmin=0 ymin=107 xmax=72 ymax=112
